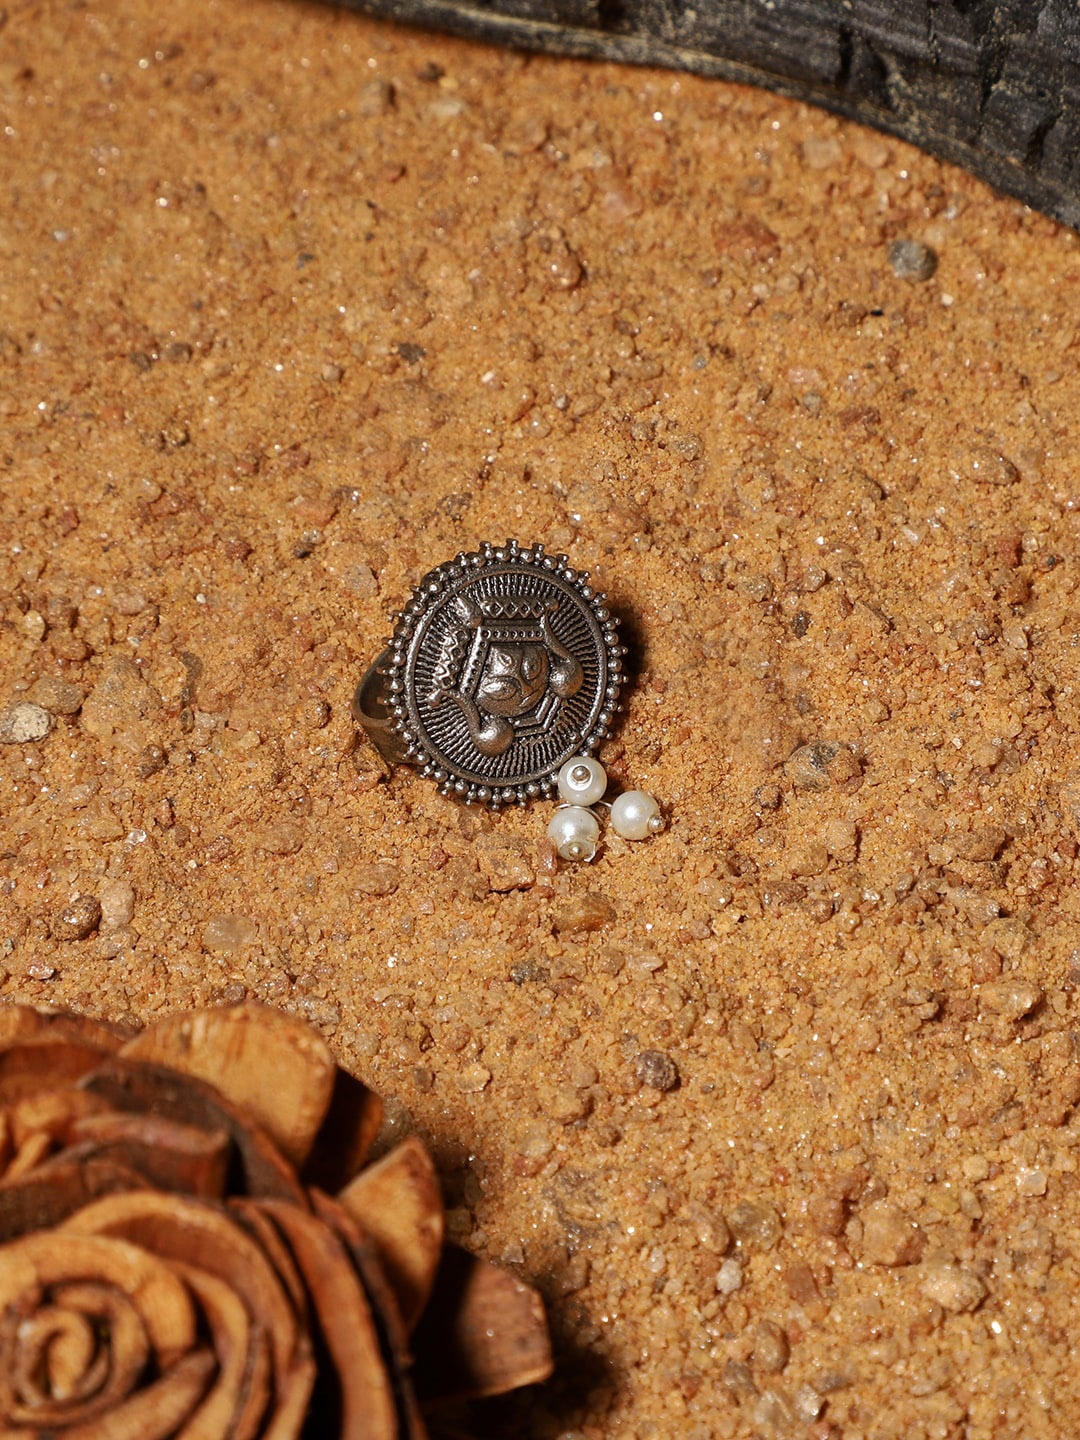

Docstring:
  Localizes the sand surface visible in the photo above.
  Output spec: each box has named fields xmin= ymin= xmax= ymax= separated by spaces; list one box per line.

xmin=2 ymin=1 xmax=1080 ymax=1435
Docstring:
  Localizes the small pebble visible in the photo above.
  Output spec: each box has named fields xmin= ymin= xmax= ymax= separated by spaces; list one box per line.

xmin=918 ymin=1258 xmax=987 ymax=1313
xmin=960 ymin=444 xmax=1019 ymax=486
xmin=813 ymin=1367 xmax=854 ymax=1395
xmin=722 ymin=1359 xmax=757 ymax=1398
xmin=794 ymin=1386 xmax=825 ymax=1422
xmin=1016 ymin=1166 xmax=1048 ymax=1196
xmin=850 ymin=1019 xmax=880 ymax=1053
xmin=716 ymin=1258 xmax=744 ymax=1295
xmin=981 ymin=916 xmax=1032 ymax=959
xmin=801 ymin=134 xmax=843 ymax=169
xmin=728 ymin=1198 xmax=784 ymax=1250
xmin=784 ymin=740 xmax=839 ymax=792
xmin=99 ymin=879 xmax=136 ymax=929
xmin=302 ymin=697 xmax=331 ymax=729
xmin=552 ymin=892 xmax=616 ymax=933
xmin=954 ymin=826 xmax=1008 ymax=862
xmin=201 ymin=912 xmax=257 ymax=952
xmin=948 ymin=886 xmax=1000 ymax=925
xmin=888 ymin=238 xmax=938 ymax=281
xmin=353 ymin=863 xmax=401 ymax=897
xmin=961 ymin=1154 xmax=991 ymax=1183
xmin=689 ymin=1205 xmax=731 ymax=1252
xmin=50 ymin=894 xmax=102 ymax=941
xmin=542 ymin=1082 xmax=592 ymax=1124
xmin=343 ymin=562 xmax=379 ymax=598
xmin=634 ymin=1049 xmax=679 ymax=1092
xmin=79 ymin=657 xmax=161 ymax=745
xmin=740 ymin=573 xmax=773 ymax=603
xmin=860 ymin=1202 xmax=925 ymax=1266
xmin=509 ymin=960 xmax=550 ymax=985
xmin=754 ymin=1389 xmax=799 ymax=1431
xmin=27 ymin=676 xmax=85 ymax=715
xmin=113 ymin=591 xmax=148 ymax=616
xmin=476 ymin=835 xmax=534 ymax=892
xmin=628 ymin=950 xmax=664 ymax=974
xmin=252 ymin=821 xmax=304 ymax=856
xmin=0 ymin=702 xmax=52 ymax=744
xmin=979 ymin=979 xmax=1042 ymax=1021
xmin=137 ymin=745 xmax=167 ymax=779
xmin=752 ymin=1320 xmax=790 ymax=1374
xmin=21 ymin=610 xmax=46 ymax=642
xmin=515 ymin=1127 xmax=555 ymax=1176
xmin=96 ymin=927 xmax=136 ymax=959
xmin=823 ymin=818 xmax=858 ymax=861
xmin=784 ymin=1262 xmax=823 ymax=1307
xmin=458 ymin=1062 xmax=491 ymax=1093
xmin=790 ymin=841 xmax=829 ymax=877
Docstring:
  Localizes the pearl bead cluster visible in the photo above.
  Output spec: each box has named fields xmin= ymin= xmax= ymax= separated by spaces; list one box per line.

xmin=546 ymin=756 xmax=663 ymax=862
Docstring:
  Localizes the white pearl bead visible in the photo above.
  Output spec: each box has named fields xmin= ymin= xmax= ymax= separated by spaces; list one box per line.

xmin=557 ymin=755 xmax=607 ymax=807
xmin=610 ymin=790 xmax=663 ymax=841
xmin=547 ymin=805 xmax=601 ymax=862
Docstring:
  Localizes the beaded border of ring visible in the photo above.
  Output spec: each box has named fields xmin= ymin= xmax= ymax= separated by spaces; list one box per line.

xmin=547 ymin=755 xmax=663 ymax=863
xmin=381 ymin=540 xmax=625 ymax=807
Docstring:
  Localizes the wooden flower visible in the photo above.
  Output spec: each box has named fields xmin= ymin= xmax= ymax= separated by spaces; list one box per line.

xmin=0 ymin=1003 xmax=552 ymax=1436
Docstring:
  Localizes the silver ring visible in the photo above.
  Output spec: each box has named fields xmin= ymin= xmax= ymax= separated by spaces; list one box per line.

xmin=353 ymin=540 xmax=624 ymax=806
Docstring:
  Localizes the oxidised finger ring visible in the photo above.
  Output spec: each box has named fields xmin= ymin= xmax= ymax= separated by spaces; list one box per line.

xmin=353 ymin=539 xmax=625 ymax=807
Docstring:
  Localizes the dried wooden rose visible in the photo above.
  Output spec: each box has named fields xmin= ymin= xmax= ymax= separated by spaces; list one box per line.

xmin=0 ymin=1003 xmax=551 ymax=1437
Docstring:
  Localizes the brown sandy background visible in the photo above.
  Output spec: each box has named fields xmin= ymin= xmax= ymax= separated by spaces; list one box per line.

xmin=3 ymin=1 xmax=1080 ymax=1436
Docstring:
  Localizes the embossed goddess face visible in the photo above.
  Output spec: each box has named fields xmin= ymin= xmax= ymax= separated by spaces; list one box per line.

xmin=476 ymin=643 xmax=550 ymax=717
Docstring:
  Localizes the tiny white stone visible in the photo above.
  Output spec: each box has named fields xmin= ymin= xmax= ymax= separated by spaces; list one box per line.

xmin=547 ymin=805 xmax=601 ymax=862
xmin=610 ymin=789 xmax=662 ymax=840
xmin=556 ymin=755 xmax=607 ymax=806
xmin=716 ymin=1258 xmax=742 ymax=1294
xmin=0 ymin=702 xmax=52 ymax=745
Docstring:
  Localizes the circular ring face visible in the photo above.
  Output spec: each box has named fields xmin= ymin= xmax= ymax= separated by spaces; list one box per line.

xmin=385 ymin=541 xmax=622 ymax=804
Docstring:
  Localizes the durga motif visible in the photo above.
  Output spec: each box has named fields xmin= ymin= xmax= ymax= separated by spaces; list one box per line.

xmin=426 ymin=593 xmax=584 ymax=756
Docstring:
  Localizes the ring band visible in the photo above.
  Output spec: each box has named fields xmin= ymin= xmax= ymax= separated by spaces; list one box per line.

xmin=351 ymin=652 xmax=411 ymax=766
xmin=353 ymin=540 xmax=624 ymax=806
